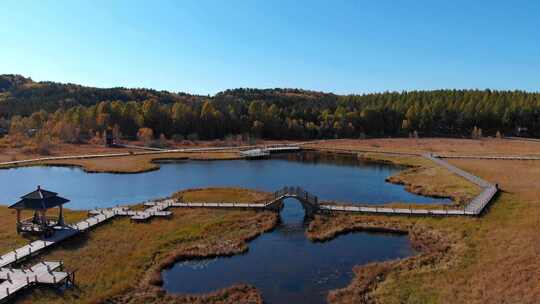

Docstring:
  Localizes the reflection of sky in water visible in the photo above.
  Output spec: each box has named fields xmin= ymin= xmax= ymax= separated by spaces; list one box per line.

xmin=163 ymin=199 xmax=415 ymax=304
xmin=0 ymin=152 xmax=448 ymax=209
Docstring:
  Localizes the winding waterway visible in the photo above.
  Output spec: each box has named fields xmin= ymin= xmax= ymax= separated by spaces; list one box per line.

xmin=0 ymin=152 xmax=448 ymax=209
xmin=163 ymin=198 xmax=415 ymax=303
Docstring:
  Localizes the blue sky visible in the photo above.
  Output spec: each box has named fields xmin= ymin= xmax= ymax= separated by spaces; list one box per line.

xmin=1 ymin=0 xmax=539 ymax=95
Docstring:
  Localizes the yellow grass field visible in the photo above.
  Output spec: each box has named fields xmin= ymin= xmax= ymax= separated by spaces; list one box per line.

xmin=307 ymin=137 xmax=540 ymax=157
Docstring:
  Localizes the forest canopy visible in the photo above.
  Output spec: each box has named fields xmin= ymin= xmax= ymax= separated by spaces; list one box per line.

xmin=1 ymin=74 xmax=540 ymax=142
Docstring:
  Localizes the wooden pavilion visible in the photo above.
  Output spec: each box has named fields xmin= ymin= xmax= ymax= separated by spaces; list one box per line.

xmin=9 ymin=186 xmax=70 ymax=236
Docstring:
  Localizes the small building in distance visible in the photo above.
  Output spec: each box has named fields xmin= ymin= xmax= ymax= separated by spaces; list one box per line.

xmin=9 ymin=186 xmax=70 ymax=237
xmin=515 ymin=126 xmax=529 ymax=137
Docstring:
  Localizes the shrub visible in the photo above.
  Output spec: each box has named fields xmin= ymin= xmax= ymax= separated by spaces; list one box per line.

xmin=172 ymin=134 xmax=185 ymax=142
xmin=36 ymin=138 xmax=51 ymax=155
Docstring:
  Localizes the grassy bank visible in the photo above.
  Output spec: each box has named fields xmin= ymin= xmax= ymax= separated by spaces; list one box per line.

xmin=40 ymin=151 xmax=241 ymax=173
xmin=361 ymin=152 xmax=480 ymax=206
xmin=0 ymin=151 xmax=241 ymax=174
xmin=4 ymin=188 xmax=276 ymax=304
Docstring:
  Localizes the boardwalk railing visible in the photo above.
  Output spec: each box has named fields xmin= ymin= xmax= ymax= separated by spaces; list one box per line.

xmin=426 ymin=154 xmax=492 ymax=188
xmin=423 ymin=154 xmax=498 ymax=215
xmin=0 ymin=144 xmax=304 ymax=167
xmin=319 ymin=154 xmax=498 ymax=216
xmin=273 ymin=186 xmax=318 ymax=205
xmin=239 ymin=145 xmax=301 ymax=158
xmin=0 ymin=261 xmax=74 ymax=302
xmin=437 ymin=155 xmax=540 ymax=160
xmin=170 ymin=160 xmax=498 ymax=216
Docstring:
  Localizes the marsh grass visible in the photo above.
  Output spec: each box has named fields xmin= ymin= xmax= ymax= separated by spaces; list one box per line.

xmin=308 ymin=138 xmax=540 ymax=157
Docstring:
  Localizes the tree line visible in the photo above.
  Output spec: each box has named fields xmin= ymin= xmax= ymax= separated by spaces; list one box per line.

xmin=2 ymin=75 xmax=540 ymax=143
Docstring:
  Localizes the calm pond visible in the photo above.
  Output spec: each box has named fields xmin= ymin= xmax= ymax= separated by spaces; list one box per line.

xmin=0 ymin=152 xmax=448 ymax=209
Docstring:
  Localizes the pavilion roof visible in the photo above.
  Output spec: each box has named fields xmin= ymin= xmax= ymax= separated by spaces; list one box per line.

xmin=9 ymin=186 xmax=70 ymax=210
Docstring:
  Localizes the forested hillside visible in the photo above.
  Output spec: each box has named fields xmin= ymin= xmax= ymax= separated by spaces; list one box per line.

xmin=1 ymin=74 xmax=540 ymax=142
xmin=0 ymin=74 xmax=204 ymax=117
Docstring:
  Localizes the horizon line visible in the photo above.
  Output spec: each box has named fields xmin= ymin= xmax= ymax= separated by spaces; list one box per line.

xmin=5 ymin=73 xmax=540 ymax=97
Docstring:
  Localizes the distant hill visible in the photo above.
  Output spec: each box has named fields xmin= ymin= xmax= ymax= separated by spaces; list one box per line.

xmin=0 ymin=74 xmax=205 ymax=117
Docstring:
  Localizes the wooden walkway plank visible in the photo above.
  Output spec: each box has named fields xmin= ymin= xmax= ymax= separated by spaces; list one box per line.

xmin=0 ymin=261 xmax=69 ymax=302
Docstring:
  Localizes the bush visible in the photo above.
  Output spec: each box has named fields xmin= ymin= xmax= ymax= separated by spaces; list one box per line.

xmin=30 ymin=131 xmax=54 ymax=155
xmin=36 ymin=140 xmax=51 ymax=155
xmin=172 ymin=134 xmax=185 ymax=142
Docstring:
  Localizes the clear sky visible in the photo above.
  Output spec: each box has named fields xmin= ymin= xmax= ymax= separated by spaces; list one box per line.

xmin=1 ymin=0 xmax=539 ymax=95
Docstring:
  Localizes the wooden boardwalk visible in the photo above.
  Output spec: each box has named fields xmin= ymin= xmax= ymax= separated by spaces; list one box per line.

xmin=240 ymin=145 xmax=301 ymax=158
xmin=168 ymin=156 xmax=498 ymax=217
xmin=0 ymin=143 xmax=304 ymax=168
xmin=0 ymin=199 xmax=173 ymax=269
xmin=327 ymin=154 xmax=497 ymax=216
xmin=240 ymin=148 xmax=270 ymax=158
xmin=0 ymin=198 xmax=178 ymax=302
xmin=0 ymin=261 xmax=73 ymax=302
xmin=0 ymin=211 xmax=115 ymax=270
xmin=437 ymin=154 xmax=540 ymax=160
xmin=318 ymin=204 xmax=476 ymax=215
xmin=167 ymin=187 xmax=318 ymax=211
xmin=89 ymin=199 xmax=175 ymax=222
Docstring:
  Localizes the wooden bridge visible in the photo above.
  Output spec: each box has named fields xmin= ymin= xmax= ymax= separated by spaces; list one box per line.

xmin=168 ymin=155 xmax=499 ymax=217
xmin=166 ymin=186 xmax=321 ymax=216
xmin=321 ymin=154 xmax=498 ymax=216
xmin=240 ymin=145 xmax=301 ymax=159
xmin=0 ymin=198 xmax=174 ymax=302
xmin=0 ymin=261 xmax=74 ymax=303
xmin=266 ymin=186 xmax=320 ymax=216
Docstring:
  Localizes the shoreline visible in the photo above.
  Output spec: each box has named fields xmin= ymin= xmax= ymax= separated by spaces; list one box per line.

xmin=0 ymin=151 xmax=242 ymax=174
xmin=306 ymin=214 xmax=459 ymax=303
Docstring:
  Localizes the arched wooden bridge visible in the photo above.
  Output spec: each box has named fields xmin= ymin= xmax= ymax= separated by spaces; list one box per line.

xmin=264 ymin=186 xmax=320 ymax=217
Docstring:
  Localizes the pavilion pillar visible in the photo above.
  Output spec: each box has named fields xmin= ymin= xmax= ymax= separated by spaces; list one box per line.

xmin=58 ymin=205 xmax=64 ymax=226
xmin=16 ymin=209 xmax=21 ymax=234
xmin=41 ymin=210 xmax=47 ymax=230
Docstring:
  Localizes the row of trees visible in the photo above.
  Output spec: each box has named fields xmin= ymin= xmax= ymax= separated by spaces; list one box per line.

xmin=3 ymin=82 xmax=540 ymax=142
